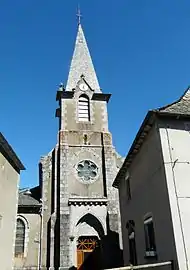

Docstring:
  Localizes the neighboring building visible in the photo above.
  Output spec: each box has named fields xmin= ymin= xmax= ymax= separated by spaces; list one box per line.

xmin=14 ymin=187 xmax=41 ymax=270
xmin=113 ymin=88 xmax=190 ymax=270
xmin=15 ymin=22 xmax=123 ymax=270
xmin=0 ymin=132 xmax=25 ymax=270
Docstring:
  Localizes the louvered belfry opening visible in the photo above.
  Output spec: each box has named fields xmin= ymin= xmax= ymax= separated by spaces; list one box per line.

xmin=15 ymin=218 xmax=25 ymax=257
xmin=78 ymin=94 xmax=90 ymax=122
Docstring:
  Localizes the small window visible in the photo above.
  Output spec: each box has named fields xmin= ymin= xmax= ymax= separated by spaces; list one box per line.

xmin=78 ymin=95 xmax=90 ymax=122
xmin=125 ymin=175 xmax=131 ymax=200
xmin=144 ymin=217 xmax=156 ymax=257
xmin=15 ymin=218 xmax=25 ymax=257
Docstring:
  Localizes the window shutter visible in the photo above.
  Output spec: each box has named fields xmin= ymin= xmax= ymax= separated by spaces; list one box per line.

xmin=78 ymin=95 xmax=90 ymax=122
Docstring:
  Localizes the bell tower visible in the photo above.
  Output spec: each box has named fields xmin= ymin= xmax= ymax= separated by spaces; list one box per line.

xmin=40 ymin=19 xmax=123 ymax=270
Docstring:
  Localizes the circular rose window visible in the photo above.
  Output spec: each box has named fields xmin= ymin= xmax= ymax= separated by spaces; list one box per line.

xmin=77 ymin=160 xmax=98 ymax=182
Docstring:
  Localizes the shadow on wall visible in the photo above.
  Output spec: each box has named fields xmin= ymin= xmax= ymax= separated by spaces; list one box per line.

xmin=48 ymin=211 xmax=123 ymax=269
xmin=49 ymin=152 xmax=123 ymax=270
xmin=46 ymin=217 xmax=51 ymax=269
xmin=79 ymin=230 xmax=123 ymax=270
xmin=54 ymin=147 xmax=61 ymax=269
xmin=79 ymin=214 xmax=123 ymax=270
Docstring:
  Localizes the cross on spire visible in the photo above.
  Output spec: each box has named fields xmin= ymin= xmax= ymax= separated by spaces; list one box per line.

xmin=76 ymin=5 xmax=82 ymax=25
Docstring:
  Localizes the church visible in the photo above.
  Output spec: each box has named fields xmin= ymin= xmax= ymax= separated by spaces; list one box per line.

xmin=13 ymin=21 xmax=123 ymax=270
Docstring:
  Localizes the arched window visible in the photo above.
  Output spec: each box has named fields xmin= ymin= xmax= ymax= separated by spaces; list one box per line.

xmin=78 ymin=95 xmax=90 ymax=122
xmin=15 ymin=218 xmax=25 ymax=257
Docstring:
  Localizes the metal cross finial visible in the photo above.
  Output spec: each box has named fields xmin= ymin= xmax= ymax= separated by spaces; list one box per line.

xmin=76 ymin=5 xmax=82 ymax=25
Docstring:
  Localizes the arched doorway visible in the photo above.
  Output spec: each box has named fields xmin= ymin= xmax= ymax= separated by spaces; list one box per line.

xmin=75 ymin=213 xmax=105 ymax=269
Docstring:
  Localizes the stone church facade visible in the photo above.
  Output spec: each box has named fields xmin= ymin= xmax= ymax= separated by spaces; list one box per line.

xmin=14 ymin=23 xmax=123 ymax=270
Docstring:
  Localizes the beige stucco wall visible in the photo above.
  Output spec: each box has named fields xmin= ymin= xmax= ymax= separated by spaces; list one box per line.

xmin=118 ymin=124 xmax=178 ymax=267
xmin=159 ymin=120 xmax=190 ymax=270
xmin=14 ymin=213 xmax=40 ymax=269
xmin=0 ymin=152 xmax=19 ymax=270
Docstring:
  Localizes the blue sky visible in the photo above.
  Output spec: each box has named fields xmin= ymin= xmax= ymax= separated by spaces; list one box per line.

xmin=1 ymin=0 xmax=190 ymax=188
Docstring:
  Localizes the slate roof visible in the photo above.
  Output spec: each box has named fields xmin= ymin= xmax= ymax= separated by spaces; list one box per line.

xmin=155 ymin=87 xmax=190 ymax=115
xmin=113 ymin=87 xmax=190 ymax=188
xmin=66 ymin=23 xmax=101 ymax=93
xmin=18 ymin=191 xmax=40 ymax=207
xmin=0 ymin=132 xmax=25 ymax=173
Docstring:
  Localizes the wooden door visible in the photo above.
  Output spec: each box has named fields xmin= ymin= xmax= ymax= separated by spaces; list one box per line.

xmin=77 ymin=250 xmax=83 ymax=269
xmin=77 ymin=236 xmax=99 ymax=269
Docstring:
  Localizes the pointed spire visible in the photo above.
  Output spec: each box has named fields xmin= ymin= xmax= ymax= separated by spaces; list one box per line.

xmin=66 ymin=21 xmax=101 ymax=92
